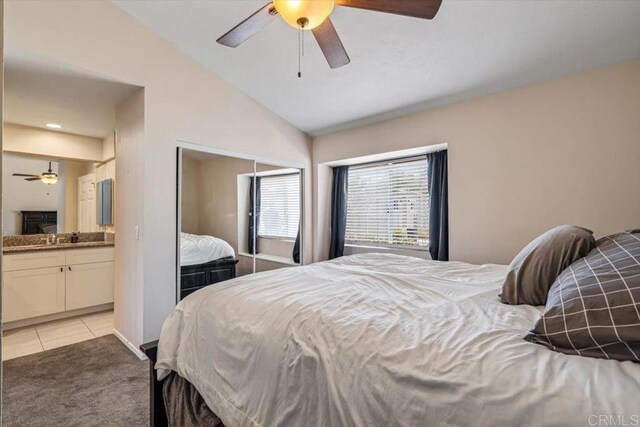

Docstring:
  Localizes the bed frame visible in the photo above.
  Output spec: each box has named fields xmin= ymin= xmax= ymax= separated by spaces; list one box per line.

xmin=180 ymin=256 xmax=239 ymax=300
xmin=141 ymin=258 xmax=239 ymax=425
xmin=140 ymin=341 xmax=168 ymax=427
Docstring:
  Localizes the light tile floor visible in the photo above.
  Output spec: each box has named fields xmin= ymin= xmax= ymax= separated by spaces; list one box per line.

xmin=2 ymin=310 xmax=114 ymax=361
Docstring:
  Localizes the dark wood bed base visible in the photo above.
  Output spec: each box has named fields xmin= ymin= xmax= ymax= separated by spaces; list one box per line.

xmin=142 ymin=258 xmax=238 ymax=425
xmin=140 ymin=340 xmax=168 ymax=427
xmin=142 ymin=257 xmax=239 ymax=425
xmin=180 ymin=257 xmax=239 ymax=300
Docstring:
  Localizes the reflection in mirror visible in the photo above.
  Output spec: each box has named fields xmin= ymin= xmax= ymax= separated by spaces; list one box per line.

xmin=254 ymin=163 xmax=302 ymax=273
xmin=3 ymin=153 xmax=101 ymax=236
xmin=177 ymin=150 xmax=304 ymax=300
xmin=179 ymin=149 xmax=253 ymax=301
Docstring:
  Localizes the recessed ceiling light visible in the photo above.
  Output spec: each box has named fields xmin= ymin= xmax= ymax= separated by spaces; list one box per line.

xmin=46 ymin=123 xmax=62 ymax=129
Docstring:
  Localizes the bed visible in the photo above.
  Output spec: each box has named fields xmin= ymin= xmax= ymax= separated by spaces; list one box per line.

xmin=146 ymin=253 xmax=640 ymax=426
xmin=179 ymin=232 xmax=238 ymax=300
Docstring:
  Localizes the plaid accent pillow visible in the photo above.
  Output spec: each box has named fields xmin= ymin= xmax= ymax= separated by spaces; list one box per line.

xmin=525 ymin=230 xmax=640 ymax=362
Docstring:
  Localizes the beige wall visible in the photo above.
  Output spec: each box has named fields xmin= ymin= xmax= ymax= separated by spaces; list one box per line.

xmin=6 ymin=1 xmax=311 ymax=344
xmin=114 ymin=88 xmax=145 ymax=349
xmin=314 ymin=60 xmax=640 ymax=265
xmin=180 ymin=156 xmax=199 ymax=234
xmin=102 ymin=131 xmax=115 ymax=160
xmin=4 ymin=123 xmax=103 ymax=161
xmin=180 ymin=155 xmax=254 ymax=254
xmin=197 ymin=157 xmax=254 ymax=253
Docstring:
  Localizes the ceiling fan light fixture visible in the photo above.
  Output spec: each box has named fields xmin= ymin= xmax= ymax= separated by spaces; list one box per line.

xmin=274 ymin=0 xmax=335 ymax=30
xmin=41 ymin=173 xmax=58 ymax=185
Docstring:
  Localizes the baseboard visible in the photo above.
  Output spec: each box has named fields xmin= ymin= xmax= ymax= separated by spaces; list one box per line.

xmin=3 ymin=303 xmax=114 ymax=330
xmin=113 ymin=328 xmax=147 ymax=361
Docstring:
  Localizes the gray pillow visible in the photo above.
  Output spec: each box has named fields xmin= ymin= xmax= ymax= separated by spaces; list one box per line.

xmin=500 ymin=225 xmax=596 ymax=305
xmin=525 ymin=230 xmax=640 ymax=362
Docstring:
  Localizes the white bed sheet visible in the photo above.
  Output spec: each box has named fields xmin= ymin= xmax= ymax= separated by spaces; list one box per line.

xmin=180 ymin=232 xmax=235 ymax=266
xmin=157 ymin=253 xmax=640 ymax=427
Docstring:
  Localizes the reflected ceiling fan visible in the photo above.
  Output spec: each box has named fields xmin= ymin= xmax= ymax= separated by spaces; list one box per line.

xmin=217 ymin=0 xmax=442 ymax=73
xmin=13 ymin=162 xmax=58 ymax=185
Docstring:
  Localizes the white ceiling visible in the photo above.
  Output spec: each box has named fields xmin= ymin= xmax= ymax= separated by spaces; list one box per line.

xmin=115 ymin=1 xmax=639 ymax=136
xmin=4 ymin=48 xmax=141 ymax=138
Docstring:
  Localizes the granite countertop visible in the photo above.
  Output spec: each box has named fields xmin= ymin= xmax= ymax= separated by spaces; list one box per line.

xmin=3 ymin=232 xmax=115 ymax=254
xmin=3 ymin=240 xmax=114 ymax=254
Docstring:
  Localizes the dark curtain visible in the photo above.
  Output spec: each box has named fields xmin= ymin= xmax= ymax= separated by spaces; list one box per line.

xmin=427 ymin=150 xmax=449 ymax=261
xmin=328 ymin=166 xmax=349 ymax=259
xmin=248 ymin=176 xmax=261 ymax=255
xmin=292 ymin=227 xmax=300 ymax=263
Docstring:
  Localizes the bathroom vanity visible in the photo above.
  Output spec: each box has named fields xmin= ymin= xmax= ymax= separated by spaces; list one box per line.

xmin=2 ymin=232 xmax=115 ymax=328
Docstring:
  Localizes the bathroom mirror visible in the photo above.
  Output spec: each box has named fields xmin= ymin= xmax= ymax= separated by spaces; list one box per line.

xmin=2 ymin=153 xmax=103 ymax=236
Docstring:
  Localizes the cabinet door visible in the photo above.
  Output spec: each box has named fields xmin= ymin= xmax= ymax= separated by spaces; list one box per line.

xmin=66 ymin=261 xmax=114 ymax=310
xmin=3 ymin=267 xmax=66 ymax=322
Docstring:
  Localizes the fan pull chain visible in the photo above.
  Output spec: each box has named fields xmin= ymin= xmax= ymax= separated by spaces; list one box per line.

xmin=297 ymin=25 xmax=302 ymax=78
xmin=296 ymin=18 xmax=308 ymax=78
xmin=298 ymin=26 xmax=301 ymax=78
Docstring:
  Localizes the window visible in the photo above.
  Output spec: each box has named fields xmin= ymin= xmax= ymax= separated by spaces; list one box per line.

xmin=258 ymin=174 xmax=300 ymax=239
xmin=345 ymin=157 xmax=428 ymax=249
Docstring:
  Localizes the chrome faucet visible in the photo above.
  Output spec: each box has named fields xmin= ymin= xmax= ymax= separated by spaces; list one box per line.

xmin=40 ymin=235 xmax=65 ymax=245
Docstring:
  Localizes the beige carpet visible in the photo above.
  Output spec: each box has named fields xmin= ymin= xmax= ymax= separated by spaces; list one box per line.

xmin=2 ymin=334 xmax=149 ymax=426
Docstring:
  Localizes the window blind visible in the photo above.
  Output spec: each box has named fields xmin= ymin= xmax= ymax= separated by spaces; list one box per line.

xmin=345 ymin=158 xmax=429 ymax=249
xmin=258 ymin=174 xmax=300 ymax=239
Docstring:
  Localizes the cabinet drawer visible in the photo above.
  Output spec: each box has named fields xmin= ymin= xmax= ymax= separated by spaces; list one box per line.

xmin=3 ymin=267 xmax=66 ymax=322
xmin=181 ymin=271 xmax=207 ymax=290
xmin=66 ymin=247 xmax=114 ymax=265
xmin=4 ymin=251 xmax=67 ymax=272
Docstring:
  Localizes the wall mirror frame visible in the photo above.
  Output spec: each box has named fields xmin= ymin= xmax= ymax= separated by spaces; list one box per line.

xmin=175 ymin=141 xmax=305 ymax=303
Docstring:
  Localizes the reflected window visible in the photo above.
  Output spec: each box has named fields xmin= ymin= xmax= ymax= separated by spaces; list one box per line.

xmin=257 ymin=174 xmax=300 ymax=240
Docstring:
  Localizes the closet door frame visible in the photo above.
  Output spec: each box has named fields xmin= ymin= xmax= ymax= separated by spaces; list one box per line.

xmin=175 ymin=140 xmax=306 ymax=305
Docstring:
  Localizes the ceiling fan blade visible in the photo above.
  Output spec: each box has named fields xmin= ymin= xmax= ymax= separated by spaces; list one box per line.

xmin=217 ymin=2 xmax=278 ymax=48
xmin=335 ymin=0 xmax=442 ymax=19
xmin=312 ymin=18 xmax=350 ymax=69
xmin=25 ymin=177 xmax=42 ymax=181
xmin=13 ymin=173 xmax=39 ymax=177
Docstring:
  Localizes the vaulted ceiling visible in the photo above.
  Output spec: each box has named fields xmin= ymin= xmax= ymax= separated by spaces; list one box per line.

xmin=113 ymin=0 xmax=640 ymax=135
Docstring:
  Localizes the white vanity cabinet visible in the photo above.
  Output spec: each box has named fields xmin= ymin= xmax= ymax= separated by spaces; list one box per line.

xmin=2 ymin=247 xmax=114 ymax=323
xmin=65 ymin=248 xmax=115 ymax=311
xmin=3 ymin=266 xmax=67 ymax=322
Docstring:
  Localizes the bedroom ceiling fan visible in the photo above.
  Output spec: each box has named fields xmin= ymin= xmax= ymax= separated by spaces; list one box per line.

xmin=13 ymin=162 xmax=58 ymax=185
xmin=217 ymin=0 xmax=442 ymax=75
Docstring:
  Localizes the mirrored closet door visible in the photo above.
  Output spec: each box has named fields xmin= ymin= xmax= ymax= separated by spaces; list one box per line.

xmin=177 ymin=148 xmax=303 ymax=302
